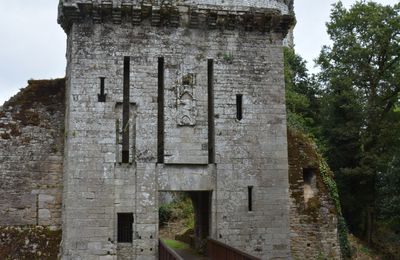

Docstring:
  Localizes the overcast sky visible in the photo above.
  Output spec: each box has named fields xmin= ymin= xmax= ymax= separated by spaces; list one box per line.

xmin=0 ymin=0 xmax=398 ymax=105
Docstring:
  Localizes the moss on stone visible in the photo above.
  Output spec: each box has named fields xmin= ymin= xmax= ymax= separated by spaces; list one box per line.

xmin=0 ymin=79 xmax=65 ymax=140
xmin=0 ymin=226 xmax=62 ymax=259
xmin=288 ymin=127 xmax=351 ymax=259
xmin=4 ymin=79 xmax=65 ymax=110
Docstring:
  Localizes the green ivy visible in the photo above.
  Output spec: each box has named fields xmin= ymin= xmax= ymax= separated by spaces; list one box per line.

xmin=320 ymin=158 xmax=351 ymax=259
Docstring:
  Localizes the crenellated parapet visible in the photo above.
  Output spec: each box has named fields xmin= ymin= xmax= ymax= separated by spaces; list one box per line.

xmin=58 ymin=0 xmax=295 ymax=36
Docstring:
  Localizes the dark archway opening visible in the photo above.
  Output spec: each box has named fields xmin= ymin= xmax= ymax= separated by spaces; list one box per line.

xmin=187 ymin=191 xmax=212 ymax=252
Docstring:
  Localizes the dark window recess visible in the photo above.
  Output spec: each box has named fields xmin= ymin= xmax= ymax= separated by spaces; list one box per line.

xmin=157 ymin=57 xmax=165 ymax=163
xmin=248 ymin=186 xmax=253 ymax=212
xmin=236 ymin=94 xmax=243 ymax=121
xmin=117 ymin=213 xmax=133 ymax=243
xmin=208 ymin=59 xmax=215 ymax=164
xmin=122 ymin=151 xmax=130 ymax=164
xmin=303 ymin=168 xmax=315 ymax=185
xmin=122 ymin=56 xmax=130 ymax=163
xmin=98 ymin=77 xmax=107 ymax=102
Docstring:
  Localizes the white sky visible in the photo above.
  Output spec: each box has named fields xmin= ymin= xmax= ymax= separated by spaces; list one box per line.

xmin=0 ymin=0 xmax=398 ymax=105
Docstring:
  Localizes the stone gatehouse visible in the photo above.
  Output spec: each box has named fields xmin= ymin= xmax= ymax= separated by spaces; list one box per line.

xmin=0 ymin=0 xmax=342 ymax=259
xmin=58 ymin=0 xmax=293 ymax=258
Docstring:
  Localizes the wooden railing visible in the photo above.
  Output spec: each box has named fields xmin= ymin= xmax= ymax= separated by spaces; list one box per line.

xmin=159 ymin=239 xmax=184 ymax=260
xmin=207 ymin=238 xmax=261 ymax=260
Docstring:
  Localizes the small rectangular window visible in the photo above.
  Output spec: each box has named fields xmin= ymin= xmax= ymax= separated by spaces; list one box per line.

xmin=248 ymin=186 xmax=253 ymax=212
xmin=98 ymin=77 xmax=106 ymax=102
xmin=118 ymin=213 xmax=133 ymax=243
xmin=236 ymin=94 xmax=243 ymax=121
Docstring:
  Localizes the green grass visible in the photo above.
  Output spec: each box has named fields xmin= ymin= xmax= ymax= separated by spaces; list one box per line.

xmin=162 ymin=239 xmax=190 ymax=250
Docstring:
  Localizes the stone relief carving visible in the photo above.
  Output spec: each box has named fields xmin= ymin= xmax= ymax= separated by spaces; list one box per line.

xmin=176 ymin=74 xmax=197 ymax=126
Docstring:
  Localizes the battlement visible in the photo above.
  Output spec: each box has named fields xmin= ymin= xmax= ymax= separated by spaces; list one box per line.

xmin=59 ymin=0 xmax=292 ymax=10
xmin=58 ymin=0 xmax=294 ymax=35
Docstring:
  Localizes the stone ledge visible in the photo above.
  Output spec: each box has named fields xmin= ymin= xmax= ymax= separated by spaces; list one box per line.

xmin=58 ymin=3 xmax=294 ymax=37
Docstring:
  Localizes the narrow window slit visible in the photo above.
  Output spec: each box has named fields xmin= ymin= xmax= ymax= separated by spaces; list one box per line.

xmin=117 ymin=213 xmax=133 ymax=243
xmin=208 ymin=59 xmax=215 ymax=164
xmin=236 ymin=94 xmax=243 ymax=121
xmin=98 ymin=77 xmax=106 ymax=102
xmin=248 ymin=186 xmax=253 ymax=212
xmin=122 ymin=56 xmax=130 ymax=164
xmin=157 ymin=57 xmax=165 ymax=163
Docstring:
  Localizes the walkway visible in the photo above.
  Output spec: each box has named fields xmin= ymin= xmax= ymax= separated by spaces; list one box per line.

xmin=174 ymin=248 xmax=209 ymax=260
xmin=160 ymin=239 xmax=209 ymax=260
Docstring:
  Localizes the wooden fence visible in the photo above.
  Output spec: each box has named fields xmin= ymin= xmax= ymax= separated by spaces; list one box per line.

xmin=207 ymin=238 xmax=261 ymax=260
xmin=159 ymin=239 xmax=184 ymax=260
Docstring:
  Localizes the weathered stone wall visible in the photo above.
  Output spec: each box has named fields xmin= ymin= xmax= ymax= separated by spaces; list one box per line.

xmin=0 ymin=226 xmax=61 ymax=259
xmin=58 ymin=0 xmax=296 ymax=256
xmin=288 ymin=129 xmax=341 ymax=259
xmin=0 ymin=80 xmax=340 ymax=259
xmin=0 ymin=79 xmax=65 ymax=229
xmin=0 ymin=1 xmax=343 ymax=259
xmin=61 ymin=18 xmax=291 ymax=258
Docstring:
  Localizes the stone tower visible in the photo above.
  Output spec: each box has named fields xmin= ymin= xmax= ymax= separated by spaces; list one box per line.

xmin=58 ymin=0 xmax=294 ymax=259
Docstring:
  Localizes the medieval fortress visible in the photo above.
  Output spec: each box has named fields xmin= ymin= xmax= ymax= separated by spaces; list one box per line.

xmin=0 ymin=0 xmax=341 ymax=259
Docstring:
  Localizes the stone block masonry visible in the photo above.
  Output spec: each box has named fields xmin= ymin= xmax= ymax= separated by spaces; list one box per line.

xmin=58 ymin=0 xmax=295 ymax=259
xmin=0 ymin=79 xmax=341 ymax=259
xmin=287 ymin=129 xmax=341 ymax=259
xmin=0 ymin=2 xmax=340 ymax=256
xmin=0 ymin=79 xmax=65 ymax=229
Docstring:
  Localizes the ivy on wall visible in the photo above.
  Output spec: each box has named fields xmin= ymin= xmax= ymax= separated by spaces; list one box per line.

xmin=320 ymin=158 xmax=351 ymax=259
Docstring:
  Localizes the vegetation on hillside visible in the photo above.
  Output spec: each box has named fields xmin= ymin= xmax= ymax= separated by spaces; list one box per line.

xmin=159 ymin=193 xmax=194 ymax=230
xmin=285 ymin=1 xmax=400 ymax=258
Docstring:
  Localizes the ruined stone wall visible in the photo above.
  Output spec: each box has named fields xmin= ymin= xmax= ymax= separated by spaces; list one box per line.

xmin=0 ymin=79 xmax=65 ymax=229
xmin=287 ymin=129 xmax=341 ymax=259
xmin=0 ymin=82 xmax=340 ymax=259
xmin=0 ymin=226 xmax=61 ymax=259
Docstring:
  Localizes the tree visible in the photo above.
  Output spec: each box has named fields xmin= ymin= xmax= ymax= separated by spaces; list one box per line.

xmin=284 ymin=47 xmax=320 ymax=135
xmin=316 ymin=1 xmax=400 ymax=245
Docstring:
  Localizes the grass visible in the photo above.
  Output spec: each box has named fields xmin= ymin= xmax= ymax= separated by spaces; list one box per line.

xmin=162 ymin=239 xmax=190 ymax=250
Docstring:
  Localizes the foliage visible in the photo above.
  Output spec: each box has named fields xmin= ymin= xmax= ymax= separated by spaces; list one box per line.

xmin=159 ymin=193 xmax=194 ymax=229
xmin=162 ymin=239 xmax=190 ymax=250
xmin=375 ymin=154 xmax=400 ymax=258
xmin=284 ymin=37 xmax=352 ymax=260
xmin=284 ymin=0 xmax=400 ymax=257
xmin=377 ymin=155 xmax=400 ymax=226
xmin=159 ymin=204 xmax=173 ymax=227
xmin=348 ymin=234 xmax=381 ymax=259
xmin=320 ymin=158 xmax=351 ymax=259
xmin=286 ymin=1 xmax=400 ymax=255
xmin=284 ymin=47 xmax=321 ymax=136
xmin=316 ymin=1 xmax=400 ymax=246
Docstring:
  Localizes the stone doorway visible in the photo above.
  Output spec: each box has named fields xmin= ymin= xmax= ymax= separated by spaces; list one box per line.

xmin=158 ymin=191 xmax=212 ymax=255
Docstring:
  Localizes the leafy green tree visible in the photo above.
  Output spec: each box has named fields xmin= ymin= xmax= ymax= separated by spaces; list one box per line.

xmin=284 ymin=47 xmax=320 ymax=135
xmin=316 ymin=0 xmax=400 ymax=245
